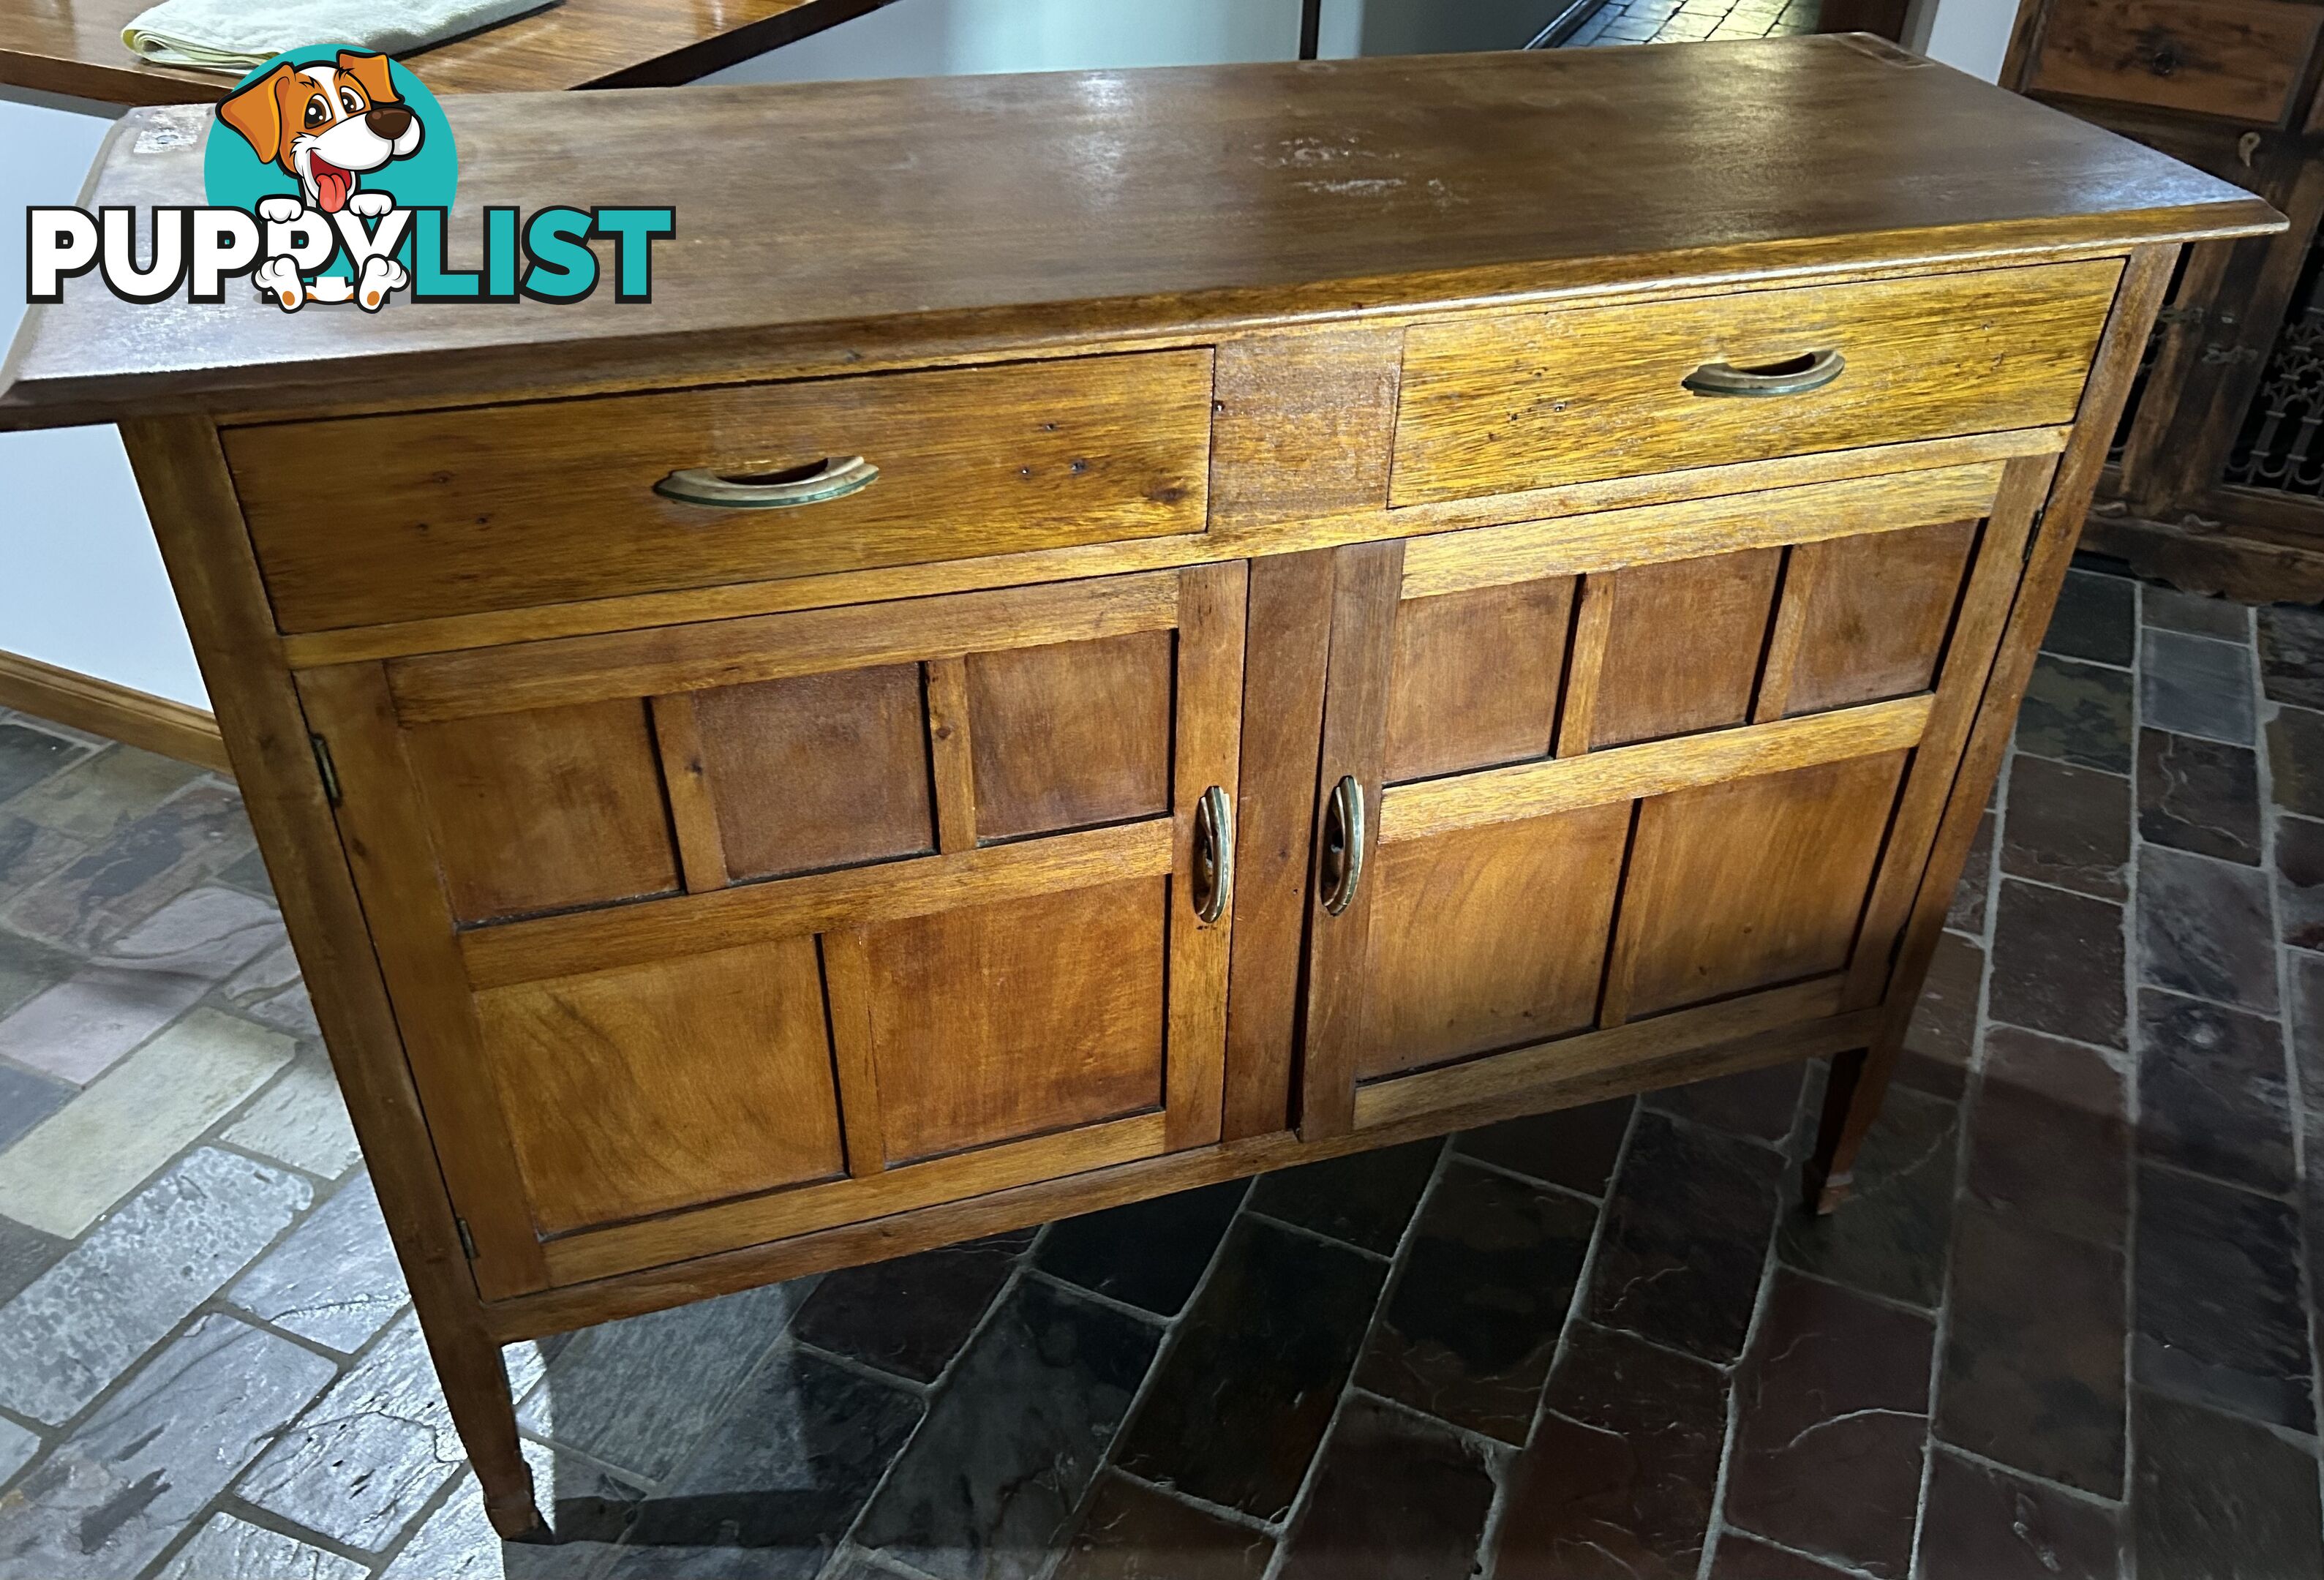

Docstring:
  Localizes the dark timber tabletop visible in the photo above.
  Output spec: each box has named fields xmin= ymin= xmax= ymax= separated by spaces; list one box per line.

xmin=0 ymin=36 xmax=2278 ymax=426
xmin=0 ymin=0 xmax=890 ymax=106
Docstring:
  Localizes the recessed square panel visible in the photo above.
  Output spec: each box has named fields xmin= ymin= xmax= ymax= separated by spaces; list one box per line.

xmin=1385 ymin=579 xmax=1574 ymax=783
xmin=1614 ymin=751 xmax=1909 ymax=1018
xmin=968 ymin=631 xmax=1173 ymax=841
xmin=1360 ymin=803 xmax=1631 ymax=1080
xmin=1592 ymin=549 xmax=1782 ymax=748
xmin=856 ymin=877 xmax=1167 ymax=1163
xmin=407 ymin=699 xmax=679 ymax=923
xmin=475 ymin=938 xmax=844 ymax=1235
xmin=1782 ymin=519 xmax=1978 ymax=715
xmin=693 ymin=665 xmax=936 ymax=881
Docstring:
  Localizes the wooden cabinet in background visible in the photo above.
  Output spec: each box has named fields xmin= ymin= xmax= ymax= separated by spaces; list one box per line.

xmin=2004 ymin=0 xmax=2324 ymax=595
xmin=0 ymin=37 xmax=2271 ymax=1539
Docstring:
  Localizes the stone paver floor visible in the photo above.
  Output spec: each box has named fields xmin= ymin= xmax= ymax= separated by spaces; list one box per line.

xmin=1566 ymin=0 xmax=1819 ymax=50
xmin=4 ymin=550 xmax=2324 ymax=1577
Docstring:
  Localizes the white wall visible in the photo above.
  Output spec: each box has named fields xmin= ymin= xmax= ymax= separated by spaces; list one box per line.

xmin=1 ymin=94 xmax=209 ymax=710
xmin=704 ymin=0 xmax=1305 ymax=83
xmin=1909 ymin=0 xmax=2017 ymax=80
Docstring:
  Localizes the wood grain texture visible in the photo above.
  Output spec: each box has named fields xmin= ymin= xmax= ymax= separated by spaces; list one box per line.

xmin=1379 ymin=693 xmax=1933 ymax=843
xmin=2025 ymin=0 xmax=2323 ymax=123
xmin=0 ymin=648 xmax=232 ymax=775
xmin=1 ymin=41 xmax=2276 ymax=424
xmin=1776 ymin=518 xmax=1979 ymax=716
xmin=853 ymin=879 xmax=1168 ymax=1165
xmin=230 ymin=351 xmax=1213 ymax=633
xmin=924 ymin=658 xmax=979 ymax=857
xmin=387 ymin=571 xmax=1183 ymax=723
xmin=1606 ymin=751 xmax=1910 ymax=1022
xmin=1165 ymin=560 xmax=1249 ymax=1151
xmin=1359 ymin=805 xmax=1631 ymax=1080
xmin=1841 ymin=456 xmax=2054 ymax=1009
xmin=294 ymin=662 xmax=550 ymax=1296
xmin=1556 ymin=575 xmax=1616 ymax=758
xmin=284 ymin=430 xmax=2063 ymax=672
xmin=1395 ymin=462 xmax=2007 ymax=599
xmin=1220 ymin=550 xmax=1334 ymax=1141
xmin=1590 ymin=549 xmax=1785 ymax=748
xmin=541 ymin=1110 xmax=1172 ymax=1287
xmin=462 ymin=817 xmax=1174 ymax=989
xmin=402 ymin=700 xmax=680 ymax=925
xmin=967 ymin=632 xmax=1174 ymax=842
xmin=1383 ymin=579 xmax=1574 ymax=783
xmin=648 ymin=693 xmax=727 ymax=895
xmin=693 ymin=666 xmax=935 ymax=882
xmin=1393 ymin=259 xmax=2121 ymax=504
xmin=121 ymin=417 xmax=542 ymax=1533
xmin=475 ymin=939 xmax=845 ymax=1235
xmin=1298 ymin=539 xmax=1405 ymax=1140
xmin=506 ymin=1002 xmax=1877 ymax=1330
xmin=820 ymin=928 xmax=887 ymax=1181
xmin=1208 ymin=327 xmax=1401 ymax=529
xmin=1813 ymin=244 xmax=2178 ymax=1208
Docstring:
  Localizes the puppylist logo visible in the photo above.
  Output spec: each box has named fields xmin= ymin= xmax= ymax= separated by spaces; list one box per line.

xmin=27 ymin=46 xmax=673 ymax=312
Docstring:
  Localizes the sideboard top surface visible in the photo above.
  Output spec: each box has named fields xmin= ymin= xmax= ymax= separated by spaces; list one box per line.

xmin=0 ymin=35 xmax=2279 ymax=424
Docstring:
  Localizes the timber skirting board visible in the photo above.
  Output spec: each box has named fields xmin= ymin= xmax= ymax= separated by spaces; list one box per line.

xmin=0 ymin=648 xmax=233 ymax=775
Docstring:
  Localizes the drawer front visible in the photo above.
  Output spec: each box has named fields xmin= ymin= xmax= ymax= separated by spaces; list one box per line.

xmin=227 ymin=349 xmax=1214 ymax=633
xmin=298 ymin=565 xmax=1246 ymax=1295
xmin=2027 ymin=0 xmax=2322 ymax=124
xmin=1389 ymin=260 xmax=2118 ymax=505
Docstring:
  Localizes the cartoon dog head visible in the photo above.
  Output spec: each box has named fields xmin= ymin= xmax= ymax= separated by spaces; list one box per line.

xmin=219 ymin=51 xmax=422 ymax=215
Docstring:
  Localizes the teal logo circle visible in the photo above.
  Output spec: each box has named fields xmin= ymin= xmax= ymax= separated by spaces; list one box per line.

xmin=204 ymin=46 xmax=455 ymax=283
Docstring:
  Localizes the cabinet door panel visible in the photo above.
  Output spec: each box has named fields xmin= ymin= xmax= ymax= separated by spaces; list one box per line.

xmin=1606 ymin=750 xmax=1909 ymax=1021
xmin=473 ymin=939 xmax=844 ymax=1235
xmin=690 ymin=665 xmax=935 ymax=882
xmin=1590 ymin=549 xmax=1783 ymax=748
xmin=967 ymin=630 xmax=1174 ymax=841
xmin=1775 ymin=518 xmax=1977 ymax=717
xmin=1359 ymin=805 xmax=1629 ymax=1080
xmin=407 ymin=699 xmax=680 ymax=923
xmin=1384 ymin=579 xmax=1573 ymax=783
xmin=309 ymin=565 xmax=1244 ymax=1291
xmin=1296 ymin=459 xmax=2047 ymax=1140
xmin=855 ymin=876 xmax=1167 ymax=1163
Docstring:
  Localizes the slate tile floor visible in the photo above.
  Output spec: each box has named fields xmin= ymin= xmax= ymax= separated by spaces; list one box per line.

xmin=5 ymin=554 xmax=2324 ymax=1577
xmin=1566 ymin=0 xmax=1819 ymax=50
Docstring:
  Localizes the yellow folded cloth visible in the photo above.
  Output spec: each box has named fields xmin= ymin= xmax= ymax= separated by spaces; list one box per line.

xmin=123 ymin=0 xmax=556 ymax=71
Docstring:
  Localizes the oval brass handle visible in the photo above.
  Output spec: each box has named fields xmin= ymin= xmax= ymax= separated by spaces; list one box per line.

xmin=653 ymin=455 xmax=879 ymax=509
xmin=1318 ymin=774 xmax=1366 ymax=917
xmin=1190 ymin=784 xmax=1234 ymax=926
xmin=1682 ymin=349 xmax=1846 ymax=397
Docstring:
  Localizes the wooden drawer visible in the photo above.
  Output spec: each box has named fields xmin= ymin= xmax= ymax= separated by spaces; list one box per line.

xmin=2026 ymin=0 xmax=2323 ymax=124
xmin=225 ymin=350 xmax=1214 ymax=633
xmin=1388 ymin=260 xmax=2119 ymax=505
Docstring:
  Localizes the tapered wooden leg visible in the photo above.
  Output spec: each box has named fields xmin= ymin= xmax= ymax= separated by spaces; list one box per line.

xmin=1804 ymin=1033 xmax=1903 ymax=1214
xmin=415 ymin=1302 xmax=546 ymax=1540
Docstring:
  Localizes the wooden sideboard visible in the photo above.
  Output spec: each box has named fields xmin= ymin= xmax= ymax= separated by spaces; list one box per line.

xmin=2001 ymin=0 xmax=2324 ymax=596
xmin=0 ymin=37 xmax=2274 ymax=1538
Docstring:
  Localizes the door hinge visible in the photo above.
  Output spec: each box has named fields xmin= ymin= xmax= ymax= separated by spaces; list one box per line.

xmin=454 ymin=1216 xmax=478 ymax=1258
xmin=309 ymin=733 xmax=342 ymax=806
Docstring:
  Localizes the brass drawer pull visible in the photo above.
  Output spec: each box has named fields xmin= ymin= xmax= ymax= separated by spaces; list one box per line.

xmin=1191 ymin=784 xmax=1234 ymax=925
xmin=653 ymin=455 xmax=879 ymax=509
xmin=1319 ymin=774 xmax=1366 ymax=916
xmin=1682 ymin=349 xmax=1846 ymax=397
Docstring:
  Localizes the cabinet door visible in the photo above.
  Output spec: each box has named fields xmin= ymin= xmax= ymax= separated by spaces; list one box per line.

xmin=300 ymin=565 xmax=1244 ymax=1295
xmin=1296 ymin=458 xmax=2053 ymax=1137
